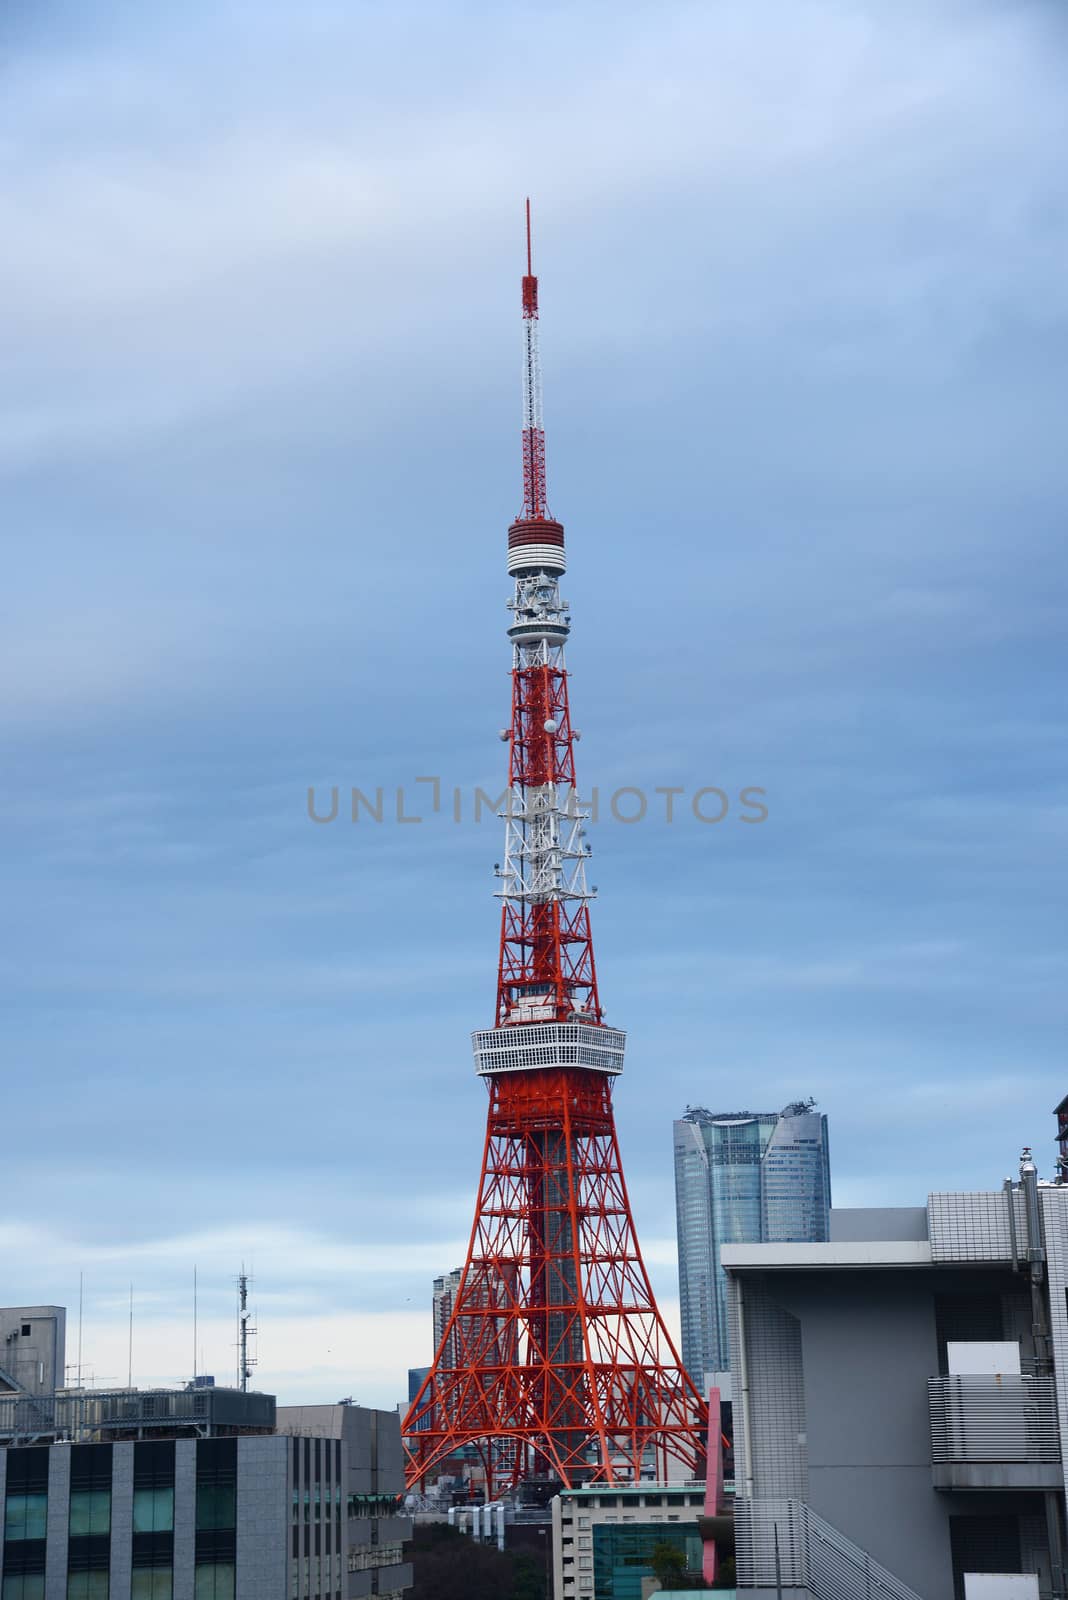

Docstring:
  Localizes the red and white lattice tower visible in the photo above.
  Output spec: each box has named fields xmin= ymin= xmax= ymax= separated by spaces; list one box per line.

xmin=403 ymin=203 xmax=706 ymax=1494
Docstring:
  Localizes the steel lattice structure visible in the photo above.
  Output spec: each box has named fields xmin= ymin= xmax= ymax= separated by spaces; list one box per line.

xmin=403 ymin=203 xmax=706 ymax=1496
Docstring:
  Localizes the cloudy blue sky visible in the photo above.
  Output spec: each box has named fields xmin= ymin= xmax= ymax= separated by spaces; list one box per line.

xmin=3 ymin=0 xmax=1067 ymax=1407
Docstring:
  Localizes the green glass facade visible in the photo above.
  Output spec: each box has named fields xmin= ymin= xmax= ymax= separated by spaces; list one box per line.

xmin=592 ymin=1522 xmax=703 ymax=1599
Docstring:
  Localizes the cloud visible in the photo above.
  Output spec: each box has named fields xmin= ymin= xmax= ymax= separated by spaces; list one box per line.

xmin=3 ymin=0 xmax=1067 ymax=1419
xmin=1 ymin=1217 xmax=686 ymax=1407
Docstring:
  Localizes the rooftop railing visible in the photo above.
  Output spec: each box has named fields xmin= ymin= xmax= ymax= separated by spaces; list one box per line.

xmin=0 ymin=1385 xmax=275 ymax=1445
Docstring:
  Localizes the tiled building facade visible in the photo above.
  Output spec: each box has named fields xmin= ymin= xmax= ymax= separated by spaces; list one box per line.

xmin=0 ymin=1402 xmax=410 ymax=1600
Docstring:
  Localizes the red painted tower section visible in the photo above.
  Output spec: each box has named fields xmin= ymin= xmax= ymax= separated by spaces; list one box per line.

xmin=403 ymin=205 xmax=705 ymax=1495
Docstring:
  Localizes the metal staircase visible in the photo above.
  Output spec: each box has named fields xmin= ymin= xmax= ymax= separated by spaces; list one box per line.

xmin=735 ymin=1497 xmax=927 ymax=1600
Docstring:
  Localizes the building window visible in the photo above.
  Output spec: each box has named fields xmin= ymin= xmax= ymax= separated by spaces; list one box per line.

xmin=195 ymin=1439 xmax=237 ymax=1548
xmin=67 ymin=1577 xmax=109 ymax=1599
xmin=133 ymin=1489 xmax=174 ymax=1534
xmin=196 ymin=1485 xmax=236 ymax=1532
xmin=193 ymin=1567 xmax=234 ymax=1600
xmin=4 ymin=1495 xmax=48 ymax=1542
xmin=3 ymin=1579 xmax=46 ymax=1600
xmin=69 ymin=1491 xmax=111 ymax=1538
xmin=69 ymin=1443 xmax=112 ymax=1592
xmin=130 ymin=1574 xmax=172 ymax=1600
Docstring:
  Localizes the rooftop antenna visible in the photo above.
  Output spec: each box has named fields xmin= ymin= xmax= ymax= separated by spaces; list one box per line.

xmin=237 ymin=1266 xmax=257 ymax=1393
xmin=128 ymin=1284 xmax=134 ymax=1389
xmin=193 ymin=1265 xmax=198 ymax=1386
xmin=77 ymin=1272 xmax=84 ymax=1388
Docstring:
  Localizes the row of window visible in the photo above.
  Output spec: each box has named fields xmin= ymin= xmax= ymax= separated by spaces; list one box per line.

xmin=290 ymin=1437 xmax=341 ymax=1489
xmin=0 ymin=1564 xmax=235 ymax=1600
xmin=4 ymin=1481 xmax=234 ymax=1542
xmin=564 ymin=1493 xmax=704 ymax=1519
xmin=291 ymin=1484 xmax=341 ymax=1522
xmin=288 ymin=1552 xmax=341 ymax=1600
xmin=347 ymin=1544 xmax=404 ymax=1571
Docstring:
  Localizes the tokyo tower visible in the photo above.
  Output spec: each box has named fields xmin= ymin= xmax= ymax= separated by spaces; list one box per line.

xmin=403 ymin=204 xmax=705 ymax=1495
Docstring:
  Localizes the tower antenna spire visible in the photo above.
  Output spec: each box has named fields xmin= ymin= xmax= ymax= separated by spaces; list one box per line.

xmin=520 ymin=200 xmax=547 ymax=520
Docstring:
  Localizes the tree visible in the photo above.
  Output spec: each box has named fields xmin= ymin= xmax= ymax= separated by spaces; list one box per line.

xmin=650 ymin=1539 xmax=689 ymax=1589
xmin=408 ymin=1521 xmax=547 ymax=1600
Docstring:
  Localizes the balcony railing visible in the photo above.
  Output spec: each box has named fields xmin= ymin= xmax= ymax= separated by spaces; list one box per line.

xmin=928 ymin=1375 xmax=1061 ymax=1466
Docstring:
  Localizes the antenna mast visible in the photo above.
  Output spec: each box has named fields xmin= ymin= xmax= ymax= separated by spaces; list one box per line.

xmin=521 ymin=197 xmax=548 ymax=520
xmin=237 ymin=1267 xmax=257 ymax=1393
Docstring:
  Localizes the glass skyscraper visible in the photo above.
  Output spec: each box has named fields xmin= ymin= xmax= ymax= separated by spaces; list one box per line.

xmin=673 ymin=1102 xmax=831 ymax=1389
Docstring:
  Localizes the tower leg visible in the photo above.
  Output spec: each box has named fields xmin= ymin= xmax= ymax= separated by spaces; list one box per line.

xmin=403 ymin=1069 xmax=706 ymax=1489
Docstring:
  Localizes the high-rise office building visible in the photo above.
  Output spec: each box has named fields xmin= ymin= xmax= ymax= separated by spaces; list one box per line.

xmin=673 ymin=1102 xmax=831 ymax=1388
xmin=425 ymin=1267 xmax=517 ymax=1449
xmin=431 ymin=1272 xmax=462 ymax=1377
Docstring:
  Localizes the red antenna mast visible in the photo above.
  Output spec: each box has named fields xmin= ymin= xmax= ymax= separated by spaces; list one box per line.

xmin=403 ymin=204 xmax=705 ymax=1496
xmin=520 ymin=198 xmax=547 ymax=520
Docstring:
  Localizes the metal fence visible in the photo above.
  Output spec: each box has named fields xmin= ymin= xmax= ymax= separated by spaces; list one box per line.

xmin=735 ymin=1497 xmax=926 ymax=1600
xmin=928 ymin=1375 xmax=1061 ymax=1464
xmin=0 ymin=1385 xmax=275 ymax=1444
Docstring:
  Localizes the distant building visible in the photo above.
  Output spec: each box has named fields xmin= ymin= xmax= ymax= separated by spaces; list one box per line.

xmin=419 ymin=1267 xmax=515 ymax=1453
xmin=1054 ymin=1093 xmax=1068 ymax=1183
xmin=724 ymin=1148 xmax=1068 ymax=1600
xmin=405 ymin=1369 xmax=431 ymax=1436
xmin=0 ymin=1339 xmax=411 ymax=1600
xmin=278 ymin=1404 xmax=412 ymax=1600
xmin=673 ymin=1103 xmax=831 ymax=1387
xmin=550 ymin=1484 xmax=708 ymax=1600
xmin=431 ymin=1272 xmax=462 ymax=1376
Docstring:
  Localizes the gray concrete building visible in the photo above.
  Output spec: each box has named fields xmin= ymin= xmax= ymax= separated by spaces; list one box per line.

xmin=278 ymin=1405 xmax=411 ymax=1600
xmin=550 ymin=1484 xmax=708 ymax=1600
xmin=0 ymin=1383 xmax=411 ymax=1600
xmin=723 ymin=1153 xmax=1068 ymax=1600
xmin=0 ymin=1311 xmax=66 ymax=1401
